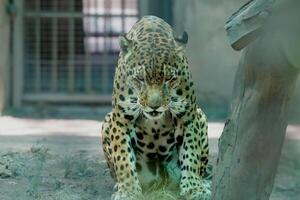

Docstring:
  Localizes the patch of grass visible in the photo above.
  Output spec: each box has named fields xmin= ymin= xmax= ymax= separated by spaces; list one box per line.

xmin=0 ymin=141 xmax=50 ymax=199
xmin=61 ymin=151 xmax=95 ymax=179
xmin=143 ymin=189 xmax=178 ymax=200
xmin=23 ymin=142 xmax=49 ymax=198
xmin=52 ymin=186 xmax=82 ymax=200
xmin=144 ymin=181 xmax=180 ymax=200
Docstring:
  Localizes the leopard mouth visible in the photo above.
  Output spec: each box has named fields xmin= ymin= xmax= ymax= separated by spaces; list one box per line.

xmin=143 ymin=110 xmax=164 ymax=118
xmin=148 ymin=111 xmax=161 ymax=117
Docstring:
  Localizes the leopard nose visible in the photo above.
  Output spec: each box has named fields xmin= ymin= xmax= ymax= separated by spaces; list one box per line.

xmin=148 ymin=90 xmax=162 ymax=110
xmin=150 ymin=105 xmax=159 ymax=110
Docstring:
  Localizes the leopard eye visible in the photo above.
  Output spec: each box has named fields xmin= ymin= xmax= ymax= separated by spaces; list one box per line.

xmin=165 ymin=75 xmax=176 ymax=82
xmin=165 ymin=76 xmax=172 ymax=81
xmin=135 ymin=75 xmax=144 ymax=82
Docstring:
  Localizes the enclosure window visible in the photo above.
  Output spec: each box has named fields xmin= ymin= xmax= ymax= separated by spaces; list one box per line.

xmin=23 ymin=0 xmax=139 ymax=99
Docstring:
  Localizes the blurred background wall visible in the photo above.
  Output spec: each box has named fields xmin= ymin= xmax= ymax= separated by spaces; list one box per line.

xmin=173 ymin=0 xmax=246 ymax=119
xmin=172 ymin=0 xmax=300 ymax=122
xmin=0 ymin=0 xmax=299 ymax=122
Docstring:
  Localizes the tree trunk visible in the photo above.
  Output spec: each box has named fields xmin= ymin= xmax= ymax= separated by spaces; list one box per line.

xmin=211 ymin=30 xmax=299 ymax=199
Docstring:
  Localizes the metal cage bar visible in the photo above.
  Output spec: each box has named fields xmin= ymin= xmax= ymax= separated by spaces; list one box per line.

xmin=34 ymin=1 xmax=41 ymax=92
xmin=68 ymin=0 xmax=75 ymax=93
xmin=13 ymin=0 xmax=24 ymax=107
xmin=51 ymin=13 xmax=58 ymax=92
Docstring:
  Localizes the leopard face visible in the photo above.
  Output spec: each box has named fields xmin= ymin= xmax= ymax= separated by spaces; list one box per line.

xmin=123 ymin=63 xmax=186 ymax=120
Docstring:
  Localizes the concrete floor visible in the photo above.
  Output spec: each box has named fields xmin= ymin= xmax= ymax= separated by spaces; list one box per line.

xmin=0 ymin=116 xmax=299 ymax=200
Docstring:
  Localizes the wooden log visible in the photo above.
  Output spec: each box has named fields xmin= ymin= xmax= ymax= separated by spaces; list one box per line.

xmin=225 ymin=0 xmax=290 ymax=51
xmin=212 ymin=16 xmax=300 ymax=200
xmin=212 ymin=33 xmax=299 ymax=199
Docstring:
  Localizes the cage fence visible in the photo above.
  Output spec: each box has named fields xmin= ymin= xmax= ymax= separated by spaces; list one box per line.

xmin=22 ymin=0 xmax=139 ymax=102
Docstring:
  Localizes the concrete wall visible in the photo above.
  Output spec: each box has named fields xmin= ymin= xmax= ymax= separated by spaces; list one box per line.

xmin=0 ymin=1 xmax=10 ymax=114
xmin=173 ymin=0 xmax=300 ymax=122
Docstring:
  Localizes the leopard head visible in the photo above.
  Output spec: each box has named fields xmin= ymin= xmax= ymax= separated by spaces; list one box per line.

xmin=115 ymin=16 xmax=192 ymax=120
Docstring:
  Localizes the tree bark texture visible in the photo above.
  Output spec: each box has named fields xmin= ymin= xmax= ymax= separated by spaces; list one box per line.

xmin=211 ymin=31 xmax=299 ymax=200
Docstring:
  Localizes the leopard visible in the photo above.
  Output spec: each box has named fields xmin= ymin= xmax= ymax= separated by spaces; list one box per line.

xmin=101 ymin=15 xmax=211 ymax=200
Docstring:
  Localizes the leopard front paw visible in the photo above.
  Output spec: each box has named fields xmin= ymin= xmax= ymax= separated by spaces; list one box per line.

xmin=111 ymin=192 xmax=139 ymax=200
xmin=111 ymin=191 xmax=143 ymax=200
xmin=180 ymin=179 xmax=211 ymax=200
xmin=180 ymin=189 xmax=211 ymax=200
xmin=111 ymin=183 xmax=143 ymax=200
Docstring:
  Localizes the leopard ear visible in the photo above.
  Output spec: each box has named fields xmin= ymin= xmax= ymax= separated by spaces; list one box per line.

xmin=175 ymin=31 xmax=188 ymax=52
xmin=119 ymin=34 xmax=132 ymax=53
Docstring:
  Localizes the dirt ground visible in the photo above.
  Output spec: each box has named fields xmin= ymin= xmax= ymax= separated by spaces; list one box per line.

xmin=0 ymin=116 xmax=299 ymax=200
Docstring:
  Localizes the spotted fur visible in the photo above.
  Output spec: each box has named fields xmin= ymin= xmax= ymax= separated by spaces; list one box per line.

xmin=101 ymin=16 xmax=210 ymax=200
